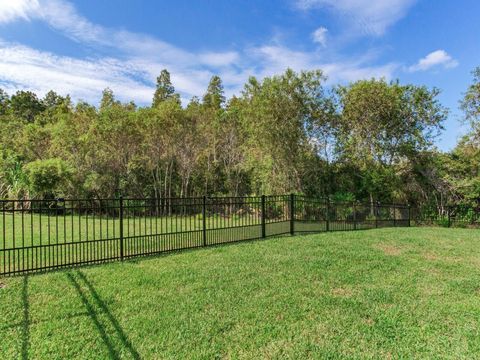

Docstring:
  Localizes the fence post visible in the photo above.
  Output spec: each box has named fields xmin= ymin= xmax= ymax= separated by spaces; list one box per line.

xmin=290 ymin=193 xmax=295 ymax=235
xmin=326 ymin=197 xmax=330 ymax=232
xmin=393 ymin=204 xmax=397 ymax=227
xmin=375 ymin=202 xmax=378 ymax=228
xmin=447 ymin=206 xmax=451 ymax=228
xmin=119 ymin=195 xmax=124 ymax=261
xmin=353 ymin=202 xmax=357 ymax=231
xmin=261 ymin=195 xmax=266 ymax=238
xmin=202 ymin=195 xmax=207 ymax=246
xmin=408 ymin=205 xmax=411 ymax=227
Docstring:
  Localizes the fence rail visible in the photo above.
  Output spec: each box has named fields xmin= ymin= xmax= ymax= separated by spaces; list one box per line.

xmin=0 ymin=195 xmax=416 ymax=275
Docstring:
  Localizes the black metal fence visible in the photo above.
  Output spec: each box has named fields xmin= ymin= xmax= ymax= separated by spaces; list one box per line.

xmin=411 ymin=205 xmax=480 ymax=228
xmin=1 ymin=195 xmax=411 ymax=275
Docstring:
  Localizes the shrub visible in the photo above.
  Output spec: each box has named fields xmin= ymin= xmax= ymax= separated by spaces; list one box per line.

xmin=24 ymin=158 xmax=72 ymax=198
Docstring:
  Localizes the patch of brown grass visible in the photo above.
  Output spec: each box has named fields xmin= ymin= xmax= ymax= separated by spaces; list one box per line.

xmin=331 ymin=287 xmax=354 ymax=297
xmin=363 ymin=318 xmax=374 ymax=326
xmin=423 ymin=252 xmax=439 ymax=261
xmin=373 ymin=243 xmax=402 ymax=256
xmin=425 ymin=267 xmax=441 ymax=276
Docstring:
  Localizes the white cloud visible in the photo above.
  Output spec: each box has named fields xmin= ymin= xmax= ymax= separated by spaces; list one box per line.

xmin=312 ymin=27 xmax=328 ymax=46
xmin=407 ymin=50 xmax=458 ymax=72
xmin=0 ymin=0 xmax=241 ymax=102
xmin=0 ymin=0 xmax=40 ymax=23
xmin=297 ymin=0 xmax=416 ymax=35
xmin=0 ymin=0 xmax=402 ymax=104
xmin=198 ymin=51 xmax=240 ymax=67
xmin=251 ymin=45 xmax=314 ymax=74
xmin=322 ymin=62 xmax=397 ymax=83
xmin=249 ymin=44 xmax=398 ymax=84
xmin=39 ymin=0 xmax=106 ymax=43
xmin=0 ymin=43 xmax=154 ymax=104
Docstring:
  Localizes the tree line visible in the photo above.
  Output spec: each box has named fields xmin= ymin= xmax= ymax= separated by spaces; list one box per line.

xmin=0 ymin=67 xmax=479 ymax=213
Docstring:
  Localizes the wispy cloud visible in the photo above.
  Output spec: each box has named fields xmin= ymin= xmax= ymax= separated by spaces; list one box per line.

xmin=198 ymin=51 xmax=240 ymax=68
xmin=297 ymin=0 xmax=416 ymax=36
xmin=0 ymin=0 xmax=401 ymax=104
xmin=249 ymin=44 xmax=398 ymax=84
xmin=0 ymin=0 xmax=40 ymax=23
xmin=312 ymin=27 xmax=328 ymax=46
xmin=0 ymin=43 xmax=154 ymax=103
xmin=407 ymin=50 xmax=458 ymax=72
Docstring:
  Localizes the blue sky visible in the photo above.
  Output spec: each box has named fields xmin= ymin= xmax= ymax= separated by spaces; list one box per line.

xmin=1 ymin=0 xmax=479 ymax=150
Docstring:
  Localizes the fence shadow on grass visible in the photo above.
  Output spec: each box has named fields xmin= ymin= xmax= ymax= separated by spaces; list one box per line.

xmin=66 ymin=271 xmax=140 ymax=360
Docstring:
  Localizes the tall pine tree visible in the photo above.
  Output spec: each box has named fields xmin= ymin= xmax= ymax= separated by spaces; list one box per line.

xmin=202 ymin=75 xmax=225 ymax=109
xmin=152 ymin=69 xmax=178 ymax=107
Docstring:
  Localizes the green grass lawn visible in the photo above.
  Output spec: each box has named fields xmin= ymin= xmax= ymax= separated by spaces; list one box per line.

xmin=1 ymin=227 xmax=480 ymax=359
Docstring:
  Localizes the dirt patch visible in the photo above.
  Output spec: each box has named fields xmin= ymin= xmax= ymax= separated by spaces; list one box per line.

xmin=423 ymin=252 xmax=439 ymax=261
xmin=0 ymin=282 xmax=5 ymax=289
xmin=425 ymin=267 xmax=441 ymax=276
xmin=363 ymin=318 xmax=374 ymax=326
xmin=374 ymin=243 xmax=402 ymax=256
xmin=423 ymin=252 xmax=464 ymax=264
xmin=331 ymin=287 xmax=354 ymax=297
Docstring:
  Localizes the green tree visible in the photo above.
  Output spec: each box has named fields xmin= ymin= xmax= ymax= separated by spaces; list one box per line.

xmin=140 ymin=98 xmax=184 ymax=198
xmin=93 ymin=98 xmax=142 ymax=196
xmin=0 ymin=152 xmax=28 ymax=199
xmin=24 ymin=158 xmax=72 ymax=198
xmin=152 ymin=69 xmax=179 ymax=107
xmin=10 ymin=90 xmax=46 ymax=122
xmin=335 ymin=79 xmax=447 ymax=204
xmin=240 ymin=69 xmax=329 ymax=194
xmin=461 ymin=68 xmax=480 ymax=125
xmin=99 ymin=88 xmax=119 ymax=110
xmin=48 ymin=102 xmax=96 ymax=198
xmin=446 ymin=67 xmax=480 ymax=207
xmin=42 ymin=90 xmax=69 ymax=109
xmin=203 ymin=75 xmax=225 ymax=109
xmin=0 ymin=89 xmax=9 ymax=115
xmin=0 ymin=67 xmax=470 ymax=207
xmin=461 ymin=67 xmax=480 ymax=145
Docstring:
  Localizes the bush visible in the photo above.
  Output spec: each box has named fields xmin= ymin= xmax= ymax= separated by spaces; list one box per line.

xmin=24 ymin=158 xmax=72 ymax=198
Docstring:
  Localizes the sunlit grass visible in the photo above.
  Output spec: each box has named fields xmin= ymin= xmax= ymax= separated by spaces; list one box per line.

xmin=1 ymin=227 xmax=480 ymax=358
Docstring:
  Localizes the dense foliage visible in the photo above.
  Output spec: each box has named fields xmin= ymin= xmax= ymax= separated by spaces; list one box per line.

xmin=0 ymin=67 xmax=479 ymax=211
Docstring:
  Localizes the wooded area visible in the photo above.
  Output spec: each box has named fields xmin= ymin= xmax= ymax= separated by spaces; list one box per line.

xmin=0 ymin=67 xmax=479 ymax=213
